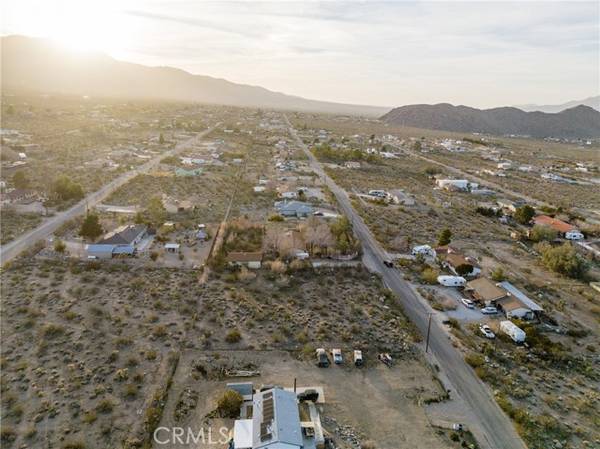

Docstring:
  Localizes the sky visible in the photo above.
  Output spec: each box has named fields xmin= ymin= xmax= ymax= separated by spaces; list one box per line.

xmin=2 ymin=0 xmax=599 ymax=108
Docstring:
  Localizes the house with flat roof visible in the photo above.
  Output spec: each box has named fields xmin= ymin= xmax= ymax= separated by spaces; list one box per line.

xmin=442 ymin=252 xmax=481 ymax=278
xmin=232 ymin=387 xmax=323 ymax=449
xmin=274 ymin=201 xmax=313 ymax=218
xmin=496 ymin=281 xmax=544 ymax=320
xmin=465 ymin=277 xmax=507 ymax=305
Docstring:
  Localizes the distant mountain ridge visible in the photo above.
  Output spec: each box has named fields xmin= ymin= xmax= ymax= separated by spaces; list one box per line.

xmin=381 ymin=103 xmax=600 ymax=138
xmin=0 ymin=35 xmax=389 ymax=117
xmin=516 ymin=96 xmax=599 ymax=113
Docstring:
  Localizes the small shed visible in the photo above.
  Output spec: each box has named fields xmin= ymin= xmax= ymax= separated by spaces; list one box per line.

xmin=164 ymin=243 xmax=180 ymax=253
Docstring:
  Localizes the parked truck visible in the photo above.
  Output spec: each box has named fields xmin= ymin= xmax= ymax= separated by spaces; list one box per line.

xmin=500 ymin=320 xmax=526 ymax=344
xmin=316 ymin=348 xmax=330 ymax=367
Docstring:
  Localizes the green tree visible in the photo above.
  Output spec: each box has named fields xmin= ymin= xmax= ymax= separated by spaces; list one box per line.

xmin=530 ymin=225 xmax=558 ymax=242
xmin=455 ymin=263 xmax=474 ymax=276
xmin=12 ymin=170 xmax=29 ymax=189
xmin=6 ymin=104 xmax=15 ymax=115
xmin=437 ymin=228 xmax=452 ymax=246
xmin=514 ymin=205 xmax=535 ymax=225
xmin=53 ymin=176 xmax=84 ymax=202
xmin=536 ymin=242 xmax=587 ymax=279
xmin=147 ymin=196 xmax=167 ymax=225
xmin=159 ymin=133 xmax=165 ymax=144
xmin=490 ymin=267 xmax=506 ymax=282
xmin=79 ymin=213 xmax=103 ymax=241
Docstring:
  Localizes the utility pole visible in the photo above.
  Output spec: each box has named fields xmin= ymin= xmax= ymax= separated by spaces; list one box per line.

xmin=425 ymin=312 xmax=434 ymax=353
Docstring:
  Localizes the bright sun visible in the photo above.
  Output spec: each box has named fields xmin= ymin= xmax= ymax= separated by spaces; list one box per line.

xmin=12 ymin=0 xmax=132 ymax=54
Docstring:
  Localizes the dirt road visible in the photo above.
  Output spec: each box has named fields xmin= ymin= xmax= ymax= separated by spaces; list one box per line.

xmin=0 ymin=124 xmax=219 ymax=265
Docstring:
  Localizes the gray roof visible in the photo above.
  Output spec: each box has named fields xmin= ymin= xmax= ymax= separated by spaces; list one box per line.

xmin=99 ymin=225 xmax=146 ymax=245
xmin=253 ymin=388 xmax=302 ymax=449
xmin=275 ymin=201 xmax=313 ymax=215
xmin=87 ymin=244 xmax=116 ymax=253
xmin=498 ymin=281 xmax=544 ymax=312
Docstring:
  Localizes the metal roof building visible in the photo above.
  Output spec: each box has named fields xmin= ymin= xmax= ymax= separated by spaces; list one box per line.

xmin=253 ymin=388 xmax=303 ymax=449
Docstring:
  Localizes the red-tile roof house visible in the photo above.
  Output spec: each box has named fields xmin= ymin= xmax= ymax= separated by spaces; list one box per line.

xmin=532 ymin=215 xmax=575 ymax=234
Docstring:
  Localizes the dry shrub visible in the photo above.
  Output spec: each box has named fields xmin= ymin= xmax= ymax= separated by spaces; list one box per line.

xmin=269 ymin=260 xmax=286 ymax=273
xmin=236 ymin=266 xmax=256 ymax=281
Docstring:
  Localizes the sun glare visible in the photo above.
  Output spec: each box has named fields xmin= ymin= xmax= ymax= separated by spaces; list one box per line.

xmin=8 ymin=0 xmax=134 ymax=55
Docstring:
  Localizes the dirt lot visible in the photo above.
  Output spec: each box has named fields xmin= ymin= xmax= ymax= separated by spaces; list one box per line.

xmin=157 ymin=350 xmax=450 ymax=449
xmin=0 ymin=258 xmax=435 ymax=449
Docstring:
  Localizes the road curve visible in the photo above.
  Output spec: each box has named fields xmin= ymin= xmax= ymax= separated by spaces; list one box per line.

xmin=0 ymin=125 xmax=220 ymax=265
xmin=285 ymin=115 xmax=528 ymax=449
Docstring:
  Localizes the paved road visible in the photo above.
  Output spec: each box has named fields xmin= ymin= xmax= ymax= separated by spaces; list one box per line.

xmin=0 ymin=125 xmax=220 ymax=265
xmin=285 ymin=116 xmax=527 ymax=449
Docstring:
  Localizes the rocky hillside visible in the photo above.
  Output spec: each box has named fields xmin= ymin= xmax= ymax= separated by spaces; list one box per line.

xmin=381 ymin=103 xmax=600 ymax=138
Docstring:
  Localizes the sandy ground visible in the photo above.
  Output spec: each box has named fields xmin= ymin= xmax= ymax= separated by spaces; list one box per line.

xmin=156 ymin=350 xmax=450 ymax=449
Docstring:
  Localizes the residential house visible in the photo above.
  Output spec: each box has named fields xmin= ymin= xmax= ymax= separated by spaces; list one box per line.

xmin=231 ymin=387 xmax=324 ymax=449
xmin=275 ymin=201 xmax=314 ymax=218
xmin=87 ymin=224 xmax=148 ymax=259
xmin=99 ymin=224 xmax=147 ymax=246
xmin=227 ymin=251 xmax=263 ymax=269
xmin=442 ymin=252 xmax=481 ymax=278
xmin=531 ymin=215 xmax=577 ymax=237
xmin=496 ymin=281 xmax=544 ymax=320
xmin=86 ymin=244 xmax=120 ymax=260
xmin=465 ymin=278 xmax=508 ymax=305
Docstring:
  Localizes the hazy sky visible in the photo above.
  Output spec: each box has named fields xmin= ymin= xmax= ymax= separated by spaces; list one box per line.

xmin=2 ymin=1 xmax=599 ymax=108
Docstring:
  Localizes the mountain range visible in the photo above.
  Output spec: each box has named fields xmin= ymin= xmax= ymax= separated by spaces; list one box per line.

xmin=2 ymin=35 xmax=598 ymax=138
xmin=381 ymin=103 xmax=600 ymax=139
xmin=0 ymin=35 xmax=388 ymax=117
xmin=516 ymin=96 xmax=599 ymax=113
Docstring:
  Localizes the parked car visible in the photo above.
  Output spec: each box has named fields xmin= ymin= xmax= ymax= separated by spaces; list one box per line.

xmin=383 ymin=260 xmax=394 ymax=268
xmin=452 ymin=423 xmax=464 ymax=432
xmin=461 ymin=297 xmax=475 ymax=309
xmin=297 ymin=389 xmax=319 ymax=402
xmin=481 ymin=306 xmax=498 ymax=315
xmin=353 ymin=350 xmax=363 ymax=367
xmin=331 ymin=348 xmax=343 ymax=364
xmin=316 ymin=348 xmax=330 ymax=367
xmin=479 ymin=324 xmax=495 ymax=339
xmin=378 ymin=353 xmax=393 ymax=367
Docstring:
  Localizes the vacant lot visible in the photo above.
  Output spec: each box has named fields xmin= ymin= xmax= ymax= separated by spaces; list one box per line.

xmin=0 ymin=258 xmax=425 ymax=449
